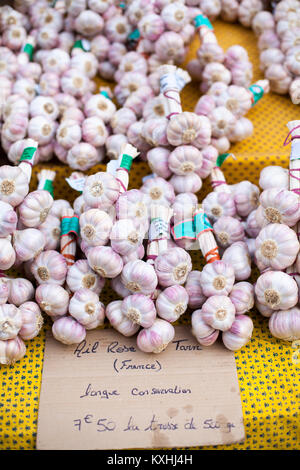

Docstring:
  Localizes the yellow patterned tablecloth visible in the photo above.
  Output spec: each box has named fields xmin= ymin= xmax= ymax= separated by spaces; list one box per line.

xmin=0 ymin=20 xmax=299 ymax=451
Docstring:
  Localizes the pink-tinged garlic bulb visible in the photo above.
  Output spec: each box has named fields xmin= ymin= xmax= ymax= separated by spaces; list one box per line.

xmin=168 ymin=145 xmax=203 ymax=176
xmin=31 ymin=250 xmax=68 ymax=286
xmin=106 ymin=300 xmax=140 ymax=337
xmin=82 ymin=172 xmax=120 ymax=211
xmin=200 ymin=260 xmax=235 ymax=297
xmin=147 ymin=147 xmax=172 ymax=179
xmin=66 ymin=259 xmax=105 ymax=294
xmin=213 ymin=216 xmax=245 ymax=248
xmin=87 ymin=246 xmax=123 ymax=279
xmin=203 ymin=191 xmax=236 ymax=222
xmin=73 ymin=195 xmax=85 ymax=216
xmin=0 ymin=47 xmax=18 ymax=79
xmin=110 ymin=219 xmax=143 ymax=256
xmin=18 ymin=190 xmax=53 ymax=228
xmin=61 ymin=68 xmax=90 ymax=98
xmin=265 ymin=64 xmax=292 ymax=95
xmin=185 ymin=271 xmax=206 ymax=309
xmin=197 ymin=42 xmax=224 ymax=67
xmin=252 ymin=10 xmax=275 ymax=35
xmin=29 ymin=96 xmax=59 ymax=121
xmin=13 ymin=228 xmax=45 ymax=262
xmin=67 ymin=142 xmax=100 ymax=171
xmin=143 ymin=95 xmax=167 ymax=121
xmin=154 ymin=31 xmax=185 ymax=62
xmin=0 ymin=336 xmax=26 ymax=365
xmin=202 ymin=295 xmax=236 ymax=331
xmin=70 ymin=52 xmax=98 ymax=78
xmin=27 ymin=116 xmax=55 ymax=145
xmin=202 ymin=63 xmax=231 ymax=91
xmin=232 ymin=181 xmax=260 ymax=217
xmin=121 ymin=294 xmax=156 ymax=328
xmin=61 ymin=107 xmax=85 ymax=124
xmin=255 ymin=223 xmax=299 ymax=271
xmin=50 ymin=199 xmax=71 ymax=219
xmin=69 ymin=288 xmax=105 ymax=329
xmin=0 ymin=238 xmax=16 ymax=270
xmin=191 ymin=309 xmax=219 ymax=346
xmin=238 ymin=0 xmax=263 ymax=27
xmin=90 ymin=34 xmax=109 ymax=60
xmin=167 ymin=112 xmax=211 ymax=149
xmin=290 ymin=78 xmax=300 ymax=105
xmin=81 ymin=116 xmax=108 ymax=147
xmin=259 ymin=48 xmax=284 ymax=72
xmin=105 ymin=15 xmax=131 ymax=43
xmin=142 ymin=118 xmax=169 ymax=147
xmin=229 ymin=282 xmax=254 ymax=315
xmin=245 ymin=237 xmax=256 ymax=261
xmin=209 ymin=107 xmax=237 ymax=139
xmin=137 ymin=318 xmax=175 ymax=353
xmin=255 ymin=297 xmax=274 ymax=317
xmin=74 ymin=9 xmax=103 ymax=36
xmin=116 ymin=189 xmax=149 ymax=230
xmin=18 ymin=301 xmax=43 ymax=341
xmin=245 ymin=209 xmax=263 ymax=238
xmin=170 ymin=173 xmax=202 ymax=195
xmin=222 ymin=241 xmax=251 ymax=281
xmin=0 ymin=166 xmax=29 ymax=207
xmin=196 ymin=145 xmax=218 ymax=179
xmin=39 ymin=214 xmax=61 ymax=250
xmin=12 ymin=78 xmax=35 ymax=102
xmin=56 ymin=120 xmax=82 ymax=149
xmin=41 ymin=48 xmax=70 ymax=75
xmin=155 ymin=247 xmax=192 ymax=287
xmin=0 ymin=201 xmax=17 ymax=237
xmin=0 ymin=304 xmax=22 ymax=340
xmin=8 ymin=278 xmax=34 ymax=307
xmin=35 ymin=283 xmax=69 ymax=317
xmin=105 ymin=134 xmax=128 ymax=160
xmin=39 ymin=72 xmax=60 ymax=96
xmin=138 ymin=13 xmax=164 ymax=41
xmin=195 ymin=95 xmax=215 ymax=116
xmin=79 ymin=209 xmax=112 ymax=247
xmin=111 ymin=275 xmax=131 ymax=298
xmin=156 ymin=285 xmax=188 ymax=323
xmin=269 ymin=307 xmax=300 ymax=341
xmin=255 ymin=271 xmax=298 ymax=311
xmin=285 ymin=46 xmax=300 ymax=76
xmin=116 ymin=52 xmax=148 ymax=80
xmin=259 ymin=188 xmax=300 ymax=227
xmin=0 ymin=279 xmax=9 ymax=306
xmin=140 ymin=177 xmax=175 ymax=207
xmin=52 ymin=316 xmax=86 ymax=345
xmin=121 ymin=260 xmax=158 ymax=296
xmin=161 ymin=2 xmax=188 ymax=32
xmin=98 ymin=60 xmax=117 ymax=80
xmin=222 ymin=314 xmax=254 ymax=351
xmin=84 ymin=93 xmax=116 ymax=123
xmin=216 ymin=85 xmax=252 ymax=118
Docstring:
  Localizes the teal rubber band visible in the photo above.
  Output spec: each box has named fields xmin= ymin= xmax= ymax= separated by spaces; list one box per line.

xmin=216 ymin=153 xmax=230 ymax=167
xmin=73 ymin=40 xmax=84 ymax=50
xmin=43 ymin=180 xmax=54 ymax=197
xmin=23 ymin=43 xmax=34 ymax=61
xmin=61 ymin=216 xmax=79 ymax=237
xmin=119 ymin=2 xmax=126 ymax=8
xmin=194 ymin=212 xmax=212 ymax=236
xmin=120 ymin=154 xmax=133 ymax=171
xmin=100 ymin=90 xmax=111 ymax=100
xmin=249 ymin=84 xmax=264 ymax=105
xmin=128 ymin=29 xmax=140 ymax=41
xmin=194 ymin=14 xmax=213 ymax=30
xmin=172 ymin=220 xmax=196 ymax=240
xmin=20 ymin=147 xmax=36 ymax=161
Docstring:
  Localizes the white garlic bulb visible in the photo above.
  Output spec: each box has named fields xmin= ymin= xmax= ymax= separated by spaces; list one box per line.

xmin=8 ymin=278 xmax=34 ymax=307
xmin=69 ymin=288 xmax=105 ymax=329
xmin=121 ymin=260 xmax=158 ymax=295
xmin=0 ymin=336 xmax=26 ymax=365
xmin=19 ymin=301 xmax=43 ymax=341
xmin=255 ymin=271 xmax=298 ymax=311
xmin=156 ymin=285 xmax=188 ymax=322
xmin=18 ymin=190 xmax=53 ymax=228
xmin=106 ymin=300 xmax=140 ymax=337
xmin=0 ymin=304 xmax=22 ymax=340
xmin=52 ymin=316 xmax=86 ymax=345
xmin=66 ymin=259 xmax=105 ymax=294
xmin=31 ymin=250 xmax=68 ymax=285
xmin=0 ymin=166 xmax=29 ymax=207
xmin=79 ymin=208 xmax=112 ymax=247
xmin=35 ymin=283 xmax=70 ymax=317
xmin=0 ymin=238 xmax=16 ymax=270
xmin=137 ymin=318 xmax=175 ymax=353
xmin=13 ymin=228 xmax=45 ymax=262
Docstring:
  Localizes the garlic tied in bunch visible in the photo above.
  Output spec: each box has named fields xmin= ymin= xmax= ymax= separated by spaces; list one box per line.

xmin=222 ymin=241 xmax=251 ymax=281
xmin=154 ymin=247 xmax=192 ymax=287
xmin=259 ymin=166 xmax=289 ymax=190
xmin=269 ymin=307 xmax=300 ymax=342
xmin=259 ymin=187 xmax=300 ymax=227
xmin=156 ymin=285 xmax=189 ymax=323
xmin=0 ymin=336 xmax=26 ymax=365
xmin=0 ymin=166 xmax=29 ymax=207
xmin=121 ymin=260 xmax=158 ymax=296
xmin=222 ymin=315 xmax=254 ymax=351
xmin=200 ymin=260 xmax=235 ymax=297
xmin=0 ymin=304 xmax=22 ymax=340
xmin=31 ymin=250 xmax=68 ymax=286
xmin=121 ymin=294 xmax=156 ymax=329
xmin=52 ymin=316 xmax=86 ymax=345
xmin=79 ymin=208 xmax=113 ymax=247
xmin=13 ymin=228 xmax=45 ymax=262
xmin=66 ymin=259 xmax=105 ymax=294
xmin=185 ymin=271 xmax=207 ymax=309
xmin=106 ymin=300 xmax=140 ymax=337
xmin=35 ymin=283 xmax=69 ymax=318
xmin=18 ymin=190 xmax=54 ymax=228
xmin=229 ymin=282 xmax=254 ymax=315
xmin=201 ymin=295 xmax=236 ymax=332
xmin=69 ymin=288 xmax=105 ymax=330
xmin=137 ymin=318 xmax=175 ymax=353
xmin=213 ymin=216 xmax=245 ymax=248
xmin=191 ymin=309 xmax=219 ymax=347
xmin=18 ymin=301 xmax=43 ymax=341
xmin=255 ymin=271 xmax=298 ymax=311
xmin=7 ymin=278 xmax=34 ymax=307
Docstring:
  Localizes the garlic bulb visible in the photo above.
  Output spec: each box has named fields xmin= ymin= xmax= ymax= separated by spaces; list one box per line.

xmin=67 ymin=143 xmax=101 ymax=171
xmin=191 ymin=309 xmax=219 ymax=346
xmin=80 ymin=208 xmax=112 ymax=247
xmin=269 ymin=307 xmax=300 ymax=341
xmin=106 ymin=300 xmax=140 ymax=337
xmin=229 ymin=282 xmax=254 ymax=315
xmin=0 ymin=201 xmax=17 ymax=237
xmin=35 ymin=283 xmax=69 ymax=317
xmin=255 ymin=223 xmax=299 ymax=271
xmin=154 ymin=247 xmax=192 ymax=287
xmin=31 ymin=250 xmax=68 ymax=285
xmin=185 ymin=270 xmax=207 ymax=309
xmin=8 ymin=278 xmax=34 ymax=307
xmin=156 ymin=285 xmax=188 ymax=323
xmin=259 ymin=188 xmax=300 ymax=227
xmin=140 ymin=177 xmax=175 ymax=207
xmin=137 ymin=318 xmax=175 ymax=353
xmin=82 ymin=172 xmax=120 ymax=211
xmin=0 ymin=238 xmax=16 ymax=270
xmin=87 ymin=246 xmax=123 ymax=278
xmin=56 ymin=120 xmax=82 ymax=149
xmin=18 ymin=190 xmax=53 ymax=228
xmin=121 ymin=260 xmax=158 ymax=295
xmin=255 ymin=271 xmax=298 ymax=311
xmin=170 ymin=173 xmax=202 ymax=195
xmin=110 ymin=219 xmax=143 ymax=256
xmin=168 ymin=145 xmax=203 ymax=176
xmin=232 ymin=181 xmax=260 ymax=217
xmin=202 ymin=295 xmax=236 ymax=331
xmin=19 ymin=301 xmax=43 ymax=340
xmin=39 ymin=214 xmax=61 ymax=250
xmin=52 ymin=316 xmax=86 ymax=345
xmin=255 ymin=297 xmax=274 ymax=318
xmin=259 ymin=166 xmax=289 ymax=190
xmin=111 ymin=275 xmax=131 ymax=298
xmin=0 ymin=166 xmax=29 ymax=207
xmin=222 ymin=314 xmax=254 ymax=351
xmin=0 ymin=304 xmax=22 ymax=340
xmin=147 ymin=147 xmax=172 ymax=180
xmin=213 ymin=216 xmax=245 ymax=248
xmin=0 ymin=336 xmax=26 ymax=365
xmin=121 ymin=294 xmax=156 ymax=328
xmin=69 ymin=288 xmax=105 ymax=329
xmin=29 ymin=96 xmax=59 ymax=121
xmin=203 ymin=191 xmax=236 ymax=222
xmin=13 ymin=228 xmax=45 ymax=262
xmin=82 ymin=116 xmax=108 ymax=147
xmin=200 ymin=260 xmax=235 ymax=297
xmin=116 ymin=189 xmax=149 ymax=230
xmin=66 ymin=259 xmax=105 ymax=294
xmin=0 ymin=279 xmax=9 ymax=306
xmin=166 ymin=112 xmax=211 ymax=149
xmin=222 ymin=241 xmax=251 ymax=281
xmin=244 ymin=209 xmax=262 ymax=238
xmin=85 ymin=93 xmax=116 ymax=123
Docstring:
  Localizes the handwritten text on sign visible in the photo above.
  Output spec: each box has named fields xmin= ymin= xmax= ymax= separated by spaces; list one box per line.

xmin=37 ymin=326 xmax=245 ymax=450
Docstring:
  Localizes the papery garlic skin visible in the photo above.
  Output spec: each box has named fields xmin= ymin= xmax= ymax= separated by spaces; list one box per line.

xmin=56 ymin=120 xmax=82 ymax=149
xmin=18 ymin=190 xmax=53 ymax=228
xmin=269 ymin=307 xmax=300 ymax=341
xmin=202 ymin=295 xmax=236 ymax=332
xmin=200 ymin=260 xmax=235 ymax=297
xmin=69 ymin=288 xmax=105 ymax=329
xmin=255 ymin=223 xmax=299 ymax=271
xmin=170 ymin=173 xmax=202 ymax=195
xmin=213 ymin=216 xmax=245 ymax=248
xmin=121 ymin=260 xmax=158 ymax=296
xmin=137 ymin=318 xmax=175 ymax=353
xmin=222 ymin=314 xmax=254 ymax=351
xmin=19 ymin=301 xmax=43 ymax=340
xmin=106 ymin=300 xmax=140 ymax=337
xmin=31 ymin=250 xmax=68 ymax=286
xmin=87 ymin=246 xmax=123 ymax=279
xmin=259 ymin=188 xmax=300 ymax=227
xmin=154 ymin=247 xmax=192 ymax=287
xmin=259 ymin=166 xmax=289 ymax=190
xmin=168 ymin=145 xmax=203 ymax=176
xmin=121 ymin=294 xmax=156 ymax=328
xmin=0 ymin=336 xmax=26 ymax=365
xmin=35 ymin=283 xmax=69 ymax=317
xmin=0 ymin=304 xmax=22 ymax=340
xmin=0 ymin=237 xmax=16 ymax=270
xmin=156 ymin=285 xmax=188 ymax=323
xmin=140 ymin=177 xmax=175 ymax=207
xmin=255 ymin=271 xmax=298 ymax=311
xmin=110 ymin=219 xmax=143 ymax=256
xmin=185 ymin=270 xmax=207 ymax=309
xmin=8 ymin=278 xmax=34 ymax=307
xmin=0 ymin=166 xmax=29 ymax=207
xmin=80 ymin=209 xmax=112 ymax=247
xmin=66 ymin=259 xmax=105 ymax=295
xmin=52 ymin=316 xmax=86 ymax=345
xmin=82 ymin=172 xmax=120 ymax=211
xmin=166 ymin=112 xmax=212 ymax=149
xmin=13 ymin=228 xmax=45 ymax=262
xmin=191 ymin=308 xmax=219 ymax=347
xmin=229 ymin=282 xmax=254 ymax=315
xmin=222 ymin=241 xmax=251 ymax=281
